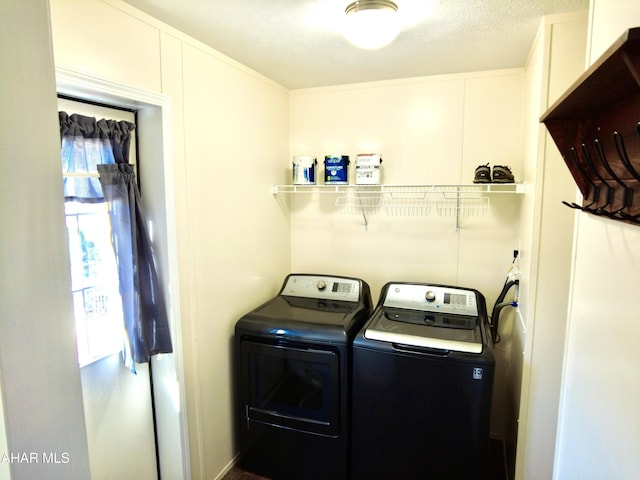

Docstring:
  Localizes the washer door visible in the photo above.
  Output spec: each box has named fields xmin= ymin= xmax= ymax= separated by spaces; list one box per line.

xmin=240 ymin=340 xmax=340 ymax=436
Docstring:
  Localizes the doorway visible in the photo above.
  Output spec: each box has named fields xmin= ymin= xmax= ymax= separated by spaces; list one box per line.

xmin=58 ymin=97 xmax=159 ymax=479
xmin=54 ymin=67 xmax=190 ymax=477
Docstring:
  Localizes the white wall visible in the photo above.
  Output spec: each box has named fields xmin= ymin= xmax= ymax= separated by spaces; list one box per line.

xmin=0 ymin=1 xmax=91 ymax=478
xmin=289 ymin=71 xmax=524 ymax=304
xmin=49 ymin=1 xmax=291 ymax=478
xmin=512 ymin=17 xmax=548 ymax=477
xmin=554 ymin=1 xmax=640 ymax=479
xmin=178 ymin=41 xmax=290 ymax=478
xmin=515 ymin=12 xmax=588 ymax=480
xmin=289 ymin=70 xmax=524 ymax=438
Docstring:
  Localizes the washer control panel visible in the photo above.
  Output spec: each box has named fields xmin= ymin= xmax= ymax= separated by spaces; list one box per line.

xmin=281 ymin=275 xmax=361 ymax=302
xmin=383 ymin=283 xmax=478 ymax=316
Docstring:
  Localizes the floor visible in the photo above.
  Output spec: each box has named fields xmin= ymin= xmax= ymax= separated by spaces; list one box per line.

xmin=222 ymin=438 xmax=511 ymax=480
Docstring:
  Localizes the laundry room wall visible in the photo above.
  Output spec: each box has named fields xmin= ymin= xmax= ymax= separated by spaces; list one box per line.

xmin=514 ymin=11 xmax=588 ymax=480
xmin=49 ymin=1 xmax=291 ymax=478
xmin=0 ymin=2 xmax=91 ymax=478
xmin=288 ymin=71 xmax=524 ymax=303
xmin=288 ymin=70 xmax=524 ymax=440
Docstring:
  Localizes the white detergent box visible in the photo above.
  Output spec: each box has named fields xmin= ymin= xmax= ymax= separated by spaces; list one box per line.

xmin=355 ymin=154 xmax=382 ymax=185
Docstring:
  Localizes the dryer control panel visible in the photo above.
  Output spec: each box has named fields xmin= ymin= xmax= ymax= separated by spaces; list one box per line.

xmin=281 ymin=274 xmax=361 ymax=302
xmin=383 ymin=283 xmax=478 ymax=316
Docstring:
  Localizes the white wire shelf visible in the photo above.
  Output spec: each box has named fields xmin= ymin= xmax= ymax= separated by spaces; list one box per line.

xmin=273 ymin=183 xmax=524 ymax=230
xmin=272 ymin=183 xmax=525 ymax=195
xmin=384 ymin=197 xmax=432 ymax=216
xmin=435 ymin=197 xmax=490 ymax=217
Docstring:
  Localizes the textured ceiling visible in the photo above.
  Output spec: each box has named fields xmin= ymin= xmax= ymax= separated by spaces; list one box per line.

xmin=121 ymin=0 xmax=589 ymax=89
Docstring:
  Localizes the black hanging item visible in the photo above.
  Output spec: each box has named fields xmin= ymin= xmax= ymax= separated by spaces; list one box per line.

xmin=561 ymin=147 xmax=601 ymax=211
xmin=488 ymin=250 xmax=520 ymax=345
xmin=580 ymin=143 xmax=616 ymax=216
xmin=594 ymin=138 xmax=636 ymax=220
xmin=614 ymin=130 xmax=640 ymax=181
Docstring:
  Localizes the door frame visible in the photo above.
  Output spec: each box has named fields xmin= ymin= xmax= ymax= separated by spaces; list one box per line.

xmin=55 ymin=65 xmax=190 ymax=479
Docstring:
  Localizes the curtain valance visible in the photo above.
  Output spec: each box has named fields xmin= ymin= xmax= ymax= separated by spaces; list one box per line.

xmin=59 ymin=111 xmax=135 ymax=164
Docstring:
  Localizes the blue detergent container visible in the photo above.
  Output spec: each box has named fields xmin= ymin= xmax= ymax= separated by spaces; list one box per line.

xmin=324 ymin=155 xmax=350 ymax=184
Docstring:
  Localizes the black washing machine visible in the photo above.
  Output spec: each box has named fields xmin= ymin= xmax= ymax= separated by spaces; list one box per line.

xmin=235 ymin=274 xmax=372 ymax=480
xmin=351 ymin=282 xmax=495 ymax=480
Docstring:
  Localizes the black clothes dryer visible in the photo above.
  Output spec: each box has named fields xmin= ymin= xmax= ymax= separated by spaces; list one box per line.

xmin=351 ymin=282 xmax=495 ymax=480
xmin=235 ymin=274 xmax=372 ymax=480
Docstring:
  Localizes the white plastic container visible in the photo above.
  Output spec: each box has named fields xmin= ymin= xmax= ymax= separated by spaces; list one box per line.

xmin=355 ymin=154 xmax=382 ymax=185
xmin=292 ymin=155 xmax=317 ymax=185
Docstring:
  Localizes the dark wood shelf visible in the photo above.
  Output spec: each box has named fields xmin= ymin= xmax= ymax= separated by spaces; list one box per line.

xmin=541 ymin=27 xmax=640 ymax=225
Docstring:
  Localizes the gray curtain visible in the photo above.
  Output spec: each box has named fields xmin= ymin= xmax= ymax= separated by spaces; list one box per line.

xmin=59 ymin=112 xmax=172 ymax=371
xmin=59 ymin=112 xmax=126 ymax=201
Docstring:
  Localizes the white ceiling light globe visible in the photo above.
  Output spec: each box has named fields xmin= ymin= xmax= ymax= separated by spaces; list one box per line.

xmin=344 ymin=1 xmax=400 ymax=50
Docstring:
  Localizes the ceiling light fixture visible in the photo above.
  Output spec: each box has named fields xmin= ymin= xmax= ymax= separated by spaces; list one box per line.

xmin=344 ymin=0 xmax=400 ymax=50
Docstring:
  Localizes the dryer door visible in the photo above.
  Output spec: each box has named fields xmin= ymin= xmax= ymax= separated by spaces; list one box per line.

xmin=240 ymin=340 xmax=340 ymax=436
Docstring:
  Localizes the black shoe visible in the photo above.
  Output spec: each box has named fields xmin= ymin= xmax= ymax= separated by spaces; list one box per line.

xmin=473 ymin=164 xmax=491 ymax=183
xmin=492 ymin=165 xmax=514 ymax=183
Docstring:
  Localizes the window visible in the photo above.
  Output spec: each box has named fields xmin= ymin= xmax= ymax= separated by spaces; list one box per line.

xmin=65 ymin=200 xmax=124 ymax=366
xmin=59 ymin=98 xmax=137 ymax=367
